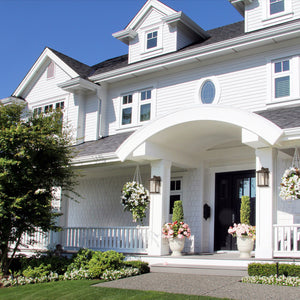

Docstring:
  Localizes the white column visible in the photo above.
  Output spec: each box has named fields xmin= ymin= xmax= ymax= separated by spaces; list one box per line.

xmin=148 ymin=160 xmax=171 ymax=256
xmin=255 ymin=147 xmax=277 ymax=259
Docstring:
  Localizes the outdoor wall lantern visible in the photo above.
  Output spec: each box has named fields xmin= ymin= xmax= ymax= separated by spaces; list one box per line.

xmin=256 ymin=167 xmax=270 ymax=187
xmin=149 ymin=176 xmax=161 ymax=194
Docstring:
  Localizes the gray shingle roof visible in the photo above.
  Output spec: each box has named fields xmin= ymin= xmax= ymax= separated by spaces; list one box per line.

xmin=73 ymin=131 xmax=134 ymax=158
xmin=256 ymin=106 xmax=300 ymax=129
xmin=48 ymin=47 xmax=93 ymax=78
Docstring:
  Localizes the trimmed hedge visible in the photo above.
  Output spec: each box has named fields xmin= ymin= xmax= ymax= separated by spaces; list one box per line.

xmin=248 ymin=263 xmax=300 ymax=277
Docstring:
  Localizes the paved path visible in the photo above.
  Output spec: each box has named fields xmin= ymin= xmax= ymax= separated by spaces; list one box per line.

xmin=95 ymin=272 xmax=300 ymax=300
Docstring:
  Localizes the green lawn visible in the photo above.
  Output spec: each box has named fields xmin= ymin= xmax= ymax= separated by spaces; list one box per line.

xmin=0 ymin=279 xmax=227 ymax=300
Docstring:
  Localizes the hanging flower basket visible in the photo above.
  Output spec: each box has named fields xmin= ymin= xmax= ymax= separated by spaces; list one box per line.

xmin=279 ymin=167 xmax=300 ymax=200
xmin=121 ymin=181 xmax=150 ymax=223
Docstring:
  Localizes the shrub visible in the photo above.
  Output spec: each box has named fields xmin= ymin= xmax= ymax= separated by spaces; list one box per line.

xmin=67 ymin=248 xmax=95 ymax=272
xmin=240 ymin=195 xmax=250 ymax=225
xmin=123 ymin=260 xmax=150 ymax=274
xmin=22 ymin=263 xmax=52 ymax=278
xmin=88 ymin=250 xmax=124 ymax=278
xmin=101 ymin=267 xmax=139 ymax=281
xmin=248 ymin=263 xmax=300 ymax=277
xmin=172 ymin=200 xmax=184 ymax=223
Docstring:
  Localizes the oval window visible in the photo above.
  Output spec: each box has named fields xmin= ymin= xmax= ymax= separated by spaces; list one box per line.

xmin=201 ymin=80 xmax=216 ymax=104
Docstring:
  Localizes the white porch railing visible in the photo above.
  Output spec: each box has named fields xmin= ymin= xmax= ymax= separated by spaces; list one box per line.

xmin=62 ymin=226 xmax=149 ymax=254
xmin=273 ymin=224 xmax=300 ymax=257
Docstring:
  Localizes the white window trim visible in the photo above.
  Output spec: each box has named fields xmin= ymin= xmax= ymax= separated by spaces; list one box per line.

xmin=120 ymin=93 xmax=134 ymax=127
xmin=119 ymin=87 xmax=156 ymax=129
xmin=195 ymin=76 xmax=221 ymax=105
xmin=262 ymin=0 xmax=293 ymax=24
xmin=169 ymin=178 xmax=183 ymax=216
xmin=142 ymin=27 xmax=163 ymax=55
xmin=267 ymin=55 xmax=300 ymax=105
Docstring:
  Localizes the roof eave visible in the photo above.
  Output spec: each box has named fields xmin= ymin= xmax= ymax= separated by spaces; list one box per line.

xmin=229 ymin=0 xmax=253 ymax=17
xmin=90 ymin=21 xmax=300 ymax=84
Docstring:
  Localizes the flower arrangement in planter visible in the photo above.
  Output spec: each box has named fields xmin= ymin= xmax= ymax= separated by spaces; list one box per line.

xmin=162 ymin=201 xmax=191 ymax=256
xmin=279 ymin=167 xmax=300 ymax=200
xmin=162 ymin=221 xmax=191 ymax=239
xmin=228 ymin=196 xmax=255 ymax=258
xmin=121 ymin=181 xmax=150 ymax=223
xmin=228 ymin=223 xmax=256 ymax=240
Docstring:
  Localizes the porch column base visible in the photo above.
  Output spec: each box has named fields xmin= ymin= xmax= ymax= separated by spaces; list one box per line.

xmin=255 ymin=248 xmax=273 ymax=259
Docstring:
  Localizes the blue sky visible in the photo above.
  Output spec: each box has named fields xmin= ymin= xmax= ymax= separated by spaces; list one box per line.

xmin=0 ymin=0 xmax=243 ymax=98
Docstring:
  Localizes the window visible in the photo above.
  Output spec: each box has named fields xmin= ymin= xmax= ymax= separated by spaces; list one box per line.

xmin=55 ymin=101 xmax=64 ymax=110
xmin=121 ymin=94 xmax=133 ymax=125
xmin=120 ymin=89 xmax=154 ymax=127
xmin=33 ymin=107 xmax=42 ymax=115
xmin=169 ymin=179 xmax=182 ymax=214
xmin=47 ymin=61 xmax=55 ymax=79
xmin=140 ymin=90 xmax=151 ymax=122
xmin=147 ymin=31 xmax=157 ymax=49
xmin=44 ymin=104 xmax=53 ymax=113
xmin=273 ymin=59 xmax=290 ymax=98
xmin=201 ymin=80 xmax=216 ymax=104
xmin=270 ymin=0 xmax=285 ymax=15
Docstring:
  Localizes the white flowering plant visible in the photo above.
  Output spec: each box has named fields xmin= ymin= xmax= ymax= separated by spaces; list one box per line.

xmin=121 ymin=181 xmax=150 ymax=223
xmin=228 ymin=223 xmax=256 ymax=240
xmin=279 ymin=167 xmax=300 ymax=200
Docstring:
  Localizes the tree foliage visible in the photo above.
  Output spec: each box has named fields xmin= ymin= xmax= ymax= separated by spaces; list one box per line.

xmin=0 ymin=103 xmax=78 ymax=275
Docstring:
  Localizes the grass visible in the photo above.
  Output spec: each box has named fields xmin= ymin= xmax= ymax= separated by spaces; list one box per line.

xmin=0 ymin=279 xmax=227 ymax=300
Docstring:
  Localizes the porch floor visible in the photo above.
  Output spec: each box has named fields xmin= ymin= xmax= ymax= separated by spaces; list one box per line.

xmin=127 ymin=252 xmax=300 ymax=276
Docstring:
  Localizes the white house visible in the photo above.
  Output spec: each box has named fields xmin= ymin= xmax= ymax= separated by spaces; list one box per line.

xmin=2 ymin=0 xmax=300 ymax=260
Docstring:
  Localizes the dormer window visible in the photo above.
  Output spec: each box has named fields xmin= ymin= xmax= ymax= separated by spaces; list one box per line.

xmin=147 ymin=31 xmax=158 ymax=49
xmin=270 ymin=0 xmax=285 ymax=15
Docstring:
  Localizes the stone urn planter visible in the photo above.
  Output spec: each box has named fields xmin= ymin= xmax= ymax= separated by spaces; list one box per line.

xmin=237 ymin=236 xmax=254 ymax=258
xmin=169 ymin=237 xmax=185 ymax=256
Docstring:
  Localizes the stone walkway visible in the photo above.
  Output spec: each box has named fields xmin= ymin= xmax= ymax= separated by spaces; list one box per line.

xmin=94 ymin=272 xmax=300 ymax=300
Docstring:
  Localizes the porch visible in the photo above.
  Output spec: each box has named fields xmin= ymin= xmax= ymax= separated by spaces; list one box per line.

xmin=17 ymin=224 xmax=300 ymax=260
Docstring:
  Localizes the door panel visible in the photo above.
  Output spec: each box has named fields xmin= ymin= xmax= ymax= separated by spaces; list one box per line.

xmin=214 ymin=170 xmax=256 ymax=251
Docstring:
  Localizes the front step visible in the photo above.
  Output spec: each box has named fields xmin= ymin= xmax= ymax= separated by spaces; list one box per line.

xmin=150 ymin=263 xmax=247 ymax=277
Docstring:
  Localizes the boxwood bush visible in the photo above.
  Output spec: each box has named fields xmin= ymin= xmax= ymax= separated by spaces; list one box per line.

xmin=124 ymin=260 xmax=150 ymax=274
xmin=248 ymin=263 xmax=300 ymax=277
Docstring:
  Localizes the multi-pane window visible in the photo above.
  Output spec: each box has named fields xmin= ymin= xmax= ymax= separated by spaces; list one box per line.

xmin=147 ymin=31 xmax=158 ymax=49
xmin=270 ymin=0 xmax=285 ymax=15
xmin=274 ymin=59 xmax=290 ymax=98
xmin=120 ymin=89 xmax=153 ymax=127
xmin=121 ymin=94 xmax=133 ymax=125
xmin=169 ymin=179 xmax=182 ymax=214
xmin=140 ymin=90 xmax=151 ymax=122
xmin=44 ymin=104 xmax=53 ymax=113
xmin=55 ymin=101 xmax=64 ymax=110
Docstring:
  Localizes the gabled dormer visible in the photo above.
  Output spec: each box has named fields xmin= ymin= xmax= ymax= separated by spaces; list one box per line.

xmin=113 ymin=0 xmax=209 ymax=64
xmin=230 ymin=0 xmax=300 ymax=32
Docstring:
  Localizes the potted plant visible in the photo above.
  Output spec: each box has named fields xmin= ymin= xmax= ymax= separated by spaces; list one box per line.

xmin=162 ymin=201 xmax=191 ymax=256
xmin=120 ymin=181 xmax=150 ymax=223
xmin=228 ymin=196 xmax=256 ymax=258
xmin=279 ymin=167 xmax=300 ymax=200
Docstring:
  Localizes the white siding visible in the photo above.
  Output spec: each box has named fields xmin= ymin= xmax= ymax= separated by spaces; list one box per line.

xmin=108 ymin=39 xmax=300 ymax=136
xmin=84 ymin=94 xmax=99 ymax=142
xmin=67 ymin=172 xmax=150 ymax=227
xmin=245 ymin=0 xmax=300 ymax=32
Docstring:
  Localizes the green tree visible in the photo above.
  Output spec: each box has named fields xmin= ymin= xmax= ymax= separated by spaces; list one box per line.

xmin=0 ymin=103 xmax=78 ymax=275
xmin=240 ymin=195 xmax=251 ymax=225
xmin=172 ymin=200 xmax=184 ymax=223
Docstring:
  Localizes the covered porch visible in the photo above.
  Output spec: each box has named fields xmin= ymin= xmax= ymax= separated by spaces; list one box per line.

xmin=17 ymin=105 xmax=300 ymax=260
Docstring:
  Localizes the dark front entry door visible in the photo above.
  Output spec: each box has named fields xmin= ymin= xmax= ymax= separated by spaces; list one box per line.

xmin=214 ymin=170 xmax=256 ymax=251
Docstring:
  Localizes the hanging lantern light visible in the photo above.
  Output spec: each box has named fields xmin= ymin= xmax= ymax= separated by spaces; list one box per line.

xmin=256 ymin=167 xmax=270 ymax=187
xmin=149 ymin=176 xmax=161 ymax=193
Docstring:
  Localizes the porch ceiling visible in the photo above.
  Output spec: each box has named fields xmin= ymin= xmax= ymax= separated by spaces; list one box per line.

xmin=148 ymin=120 xmax=243 ymax=156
